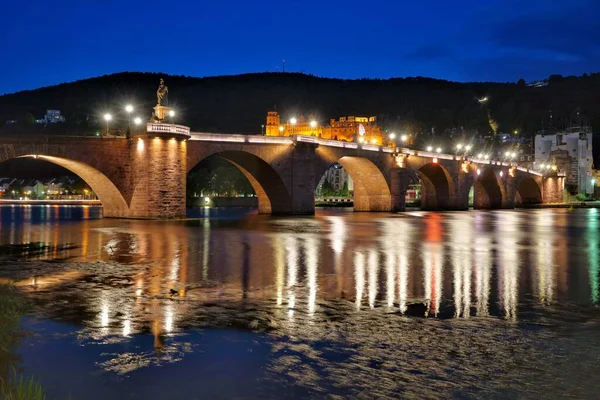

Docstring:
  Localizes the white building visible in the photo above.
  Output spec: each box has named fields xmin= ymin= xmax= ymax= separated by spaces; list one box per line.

xmin=36 ymin=109 xmax=65 ymax=124
xmin=535 ymin=127 xmax=594 ymax=194
xmin=317 ymin=164 xmax=354 ymax=195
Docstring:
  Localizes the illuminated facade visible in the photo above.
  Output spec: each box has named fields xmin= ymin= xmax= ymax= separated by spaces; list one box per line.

xmin=265 ymin=111 xmax=384 ymax=145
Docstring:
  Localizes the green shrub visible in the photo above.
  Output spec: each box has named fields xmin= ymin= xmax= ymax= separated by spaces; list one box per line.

xmin=0 ymin=285 xmax=31 ymax=350
xmin=1 ymin=370 xmax=47 ymax=400
xmin=575 ymin=193 xmax=587 ymax=202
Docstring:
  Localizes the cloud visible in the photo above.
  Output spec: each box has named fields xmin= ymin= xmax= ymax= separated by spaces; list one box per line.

xmin=400 ymin=0 xmax=600 ymax=81
xmin=486 ymin=1 xmax=600 ymax=61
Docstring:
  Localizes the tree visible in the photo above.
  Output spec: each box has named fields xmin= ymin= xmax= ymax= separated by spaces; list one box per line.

xmin=339 ymin=180 xmax=349 ymax=197
xmin=7 ymin=182 xmax=22 ymax=198
xmin=17 ymin=112 xmax=35 ymax=125
xmin=318 ymin=179 xmax=335 ymax=197
xmin=187 ymin=168 xmax=211 ymax=196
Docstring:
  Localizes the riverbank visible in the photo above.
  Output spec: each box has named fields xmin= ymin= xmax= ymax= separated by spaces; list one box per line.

xmin=0 ymin=199 xmax=101 ymax=206
xmin=519 ymin=201 xmax=600 ymax=209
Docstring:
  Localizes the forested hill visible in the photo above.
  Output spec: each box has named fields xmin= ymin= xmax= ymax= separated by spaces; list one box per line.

xmin=0 ymin=71 xmax=599 ymax=137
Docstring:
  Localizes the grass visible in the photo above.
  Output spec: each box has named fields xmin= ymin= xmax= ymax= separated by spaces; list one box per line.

xmin=0 ymin=285 xmax=48 ymax=400
xmin=0 ymin=371 xmax=46 ymax=400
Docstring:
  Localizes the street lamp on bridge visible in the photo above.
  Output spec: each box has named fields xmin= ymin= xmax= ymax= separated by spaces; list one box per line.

xmin=388 ymin=132 xmax=396 ymax=147
xmin=290 ymin=118 xmax=297 ymax=135
xmin=103 ymin=113 xmax=112 ymax=136
xmin=125 ymin=104 xmax=134 ymax=138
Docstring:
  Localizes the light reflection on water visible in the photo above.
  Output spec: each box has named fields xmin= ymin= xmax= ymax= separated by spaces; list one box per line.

xmin=0 ymin=207 xmax=600 ymax=324
xmin=2 ymin=206 xmax=600 ymax=328
xmin=2 ymin=205 xmax=600 ymax=398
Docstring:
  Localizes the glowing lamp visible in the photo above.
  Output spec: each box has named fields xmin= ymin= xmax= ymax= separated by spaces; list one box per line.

xmin=125 ymin=104 xmax=134 ymax=113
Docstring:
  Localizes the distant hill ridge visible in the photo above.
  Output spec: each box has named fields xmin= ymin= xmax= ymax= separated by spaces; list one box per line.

xmin=0 ymin=71 xmax=599 ymax=137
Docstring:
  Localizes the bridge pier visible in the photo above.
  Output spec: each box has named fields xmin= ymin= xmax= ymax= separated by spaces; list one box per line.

xmin=128 ymin=129 xmax=189 ymax=219
xmin=390 ymin=168 xmax=410 ymax=212
xmin=541 ymin=175 xmax=565 ymax=203
xmin=454 ymin=168 xmax=474 ymax=210
xmin=287 ymin=142 xmax=318 ymax=215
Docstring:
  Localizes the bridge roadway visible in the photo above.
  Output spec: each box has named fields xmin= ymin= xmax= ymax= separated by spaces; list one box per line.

xmin=0 ymin=125 xmax=564 ymax=219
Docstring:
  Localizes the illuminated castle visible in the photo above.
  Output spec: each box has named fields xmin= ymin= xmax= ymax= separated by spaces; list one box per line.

xmin=265 ymin=111 xmax=384 ymax=145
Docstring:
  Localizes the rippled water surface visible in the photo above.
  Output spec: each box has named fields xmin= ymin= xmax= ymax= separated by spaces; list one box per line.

xmin=1 ymin=205 xmax=600 ymax=399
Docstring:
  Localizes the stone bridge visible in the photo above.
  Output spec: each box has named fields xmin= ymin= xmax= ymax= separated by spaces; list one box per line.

xmin=0 ymin=124 xmax=564 ymax=218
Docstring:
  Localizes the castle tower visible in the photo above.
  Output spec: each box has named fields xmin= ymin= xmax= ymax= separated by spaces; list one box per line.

xmin=266 ymin=111 xmax=281 ymax=136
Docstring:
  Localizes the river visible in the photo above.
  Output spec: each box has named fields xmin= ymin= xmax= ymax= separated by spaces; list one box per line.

xmin=1 ymin=205 xmax=599 ymax=399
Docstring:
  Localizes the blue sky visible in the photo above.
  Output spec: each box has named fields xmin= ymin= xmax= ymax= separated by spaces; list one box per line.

xmin=1 ymin=0 xmax=599 ymax=94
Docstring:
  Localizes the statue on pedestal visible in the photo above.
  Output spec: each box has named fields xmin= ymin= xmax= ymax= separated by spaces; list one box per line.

xmin=156 ymin=78 xmax=169 ymax=106
xmin=153 ymin=78 xmax=172 ymax=122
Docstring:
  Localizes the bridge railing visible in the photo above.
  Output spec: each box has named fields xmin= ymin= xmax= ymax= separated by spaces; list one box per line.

xmin=147 ymin=123 xmax=191 ymax=135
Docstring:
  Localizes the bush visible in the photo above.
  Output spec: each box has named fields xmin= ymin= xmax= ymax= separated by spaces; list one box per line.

xmin=1 ymin=370 xmax=47 ymax=400
xmin=575 ymin=193 xmax=587 ymax=202
xmin=0 ymin=284 xmax=31 ymax=350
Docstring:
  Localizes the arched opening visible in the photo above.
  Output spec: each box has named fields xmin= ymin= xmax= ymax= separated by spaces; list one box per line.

xmin=315 ymin=156 xmax=391 ymax=212
xmin=418 ymin=163 xmax=455 ymax=210
xmin=516 ymin=176 xmax=542 ymax=205
xmin=315 ymin=163 xmax=353 ymax=207
xmin=0 ymin=155 xmax=129 ymax=217
xmin=473 ymin=167 xmax=504 ymax=209
xmin=187 ymin=151 xmax=291 ymax=214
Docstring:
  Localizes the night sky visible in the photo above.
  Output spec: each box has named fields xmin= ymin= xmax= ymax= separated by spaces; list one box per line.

xmin=1 ymin=0 xmax=599 ymax=94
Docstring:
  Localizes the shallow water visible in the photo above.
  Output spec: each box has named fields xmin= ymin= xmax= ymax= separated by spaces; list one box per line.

xmin=1 ymin=205 xmax=600 ymax=399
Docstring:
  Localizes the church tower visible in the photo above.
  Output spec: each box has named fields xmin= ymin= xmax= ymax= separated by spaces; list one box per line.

xmin=266 ymin=111 xmax=281 ymax=136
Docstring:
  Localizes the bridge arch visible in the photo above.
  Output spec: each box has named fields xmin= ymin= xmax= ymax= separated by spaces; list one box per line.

xmin=515 ymin=175 xmax=542 ymax=205
xmin=418 ymin=163 xmax=456 ymax=210
xmin=473 ymin=167 xmax=506 ymax=209
xmin=187 ymin=150 xmax=293 ymax=214
xmin=12 ymin=155 xmax=129 ymax=217
xmin=335 ymin=156 xmax=391 ymax=211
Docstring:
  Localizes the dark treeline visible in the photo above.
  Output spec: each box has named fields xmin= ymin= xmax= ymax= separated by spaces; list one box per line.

xmin=0 ymin=71 xmax=599 ymax=139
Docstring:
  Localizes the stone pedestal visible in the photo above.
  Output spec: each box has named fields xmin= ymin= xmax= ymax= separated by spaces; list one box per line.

xmin=153 ymin=105 xmax=172 ymax=122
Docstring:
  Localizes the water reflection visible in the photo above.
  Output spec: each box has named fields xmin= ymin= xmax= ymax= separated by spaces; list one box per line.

xmin=497 ymin=212 xmax=520 ymax=320
xmin=535 ymin=211 xmax=555 ymax=305
xmin=1 ymin=206 xmax=600 ymax=342
xmin=587 ymin=209 xmax=599 ymax=304
xmin=423 ymin=214 xmax=444 ymax=317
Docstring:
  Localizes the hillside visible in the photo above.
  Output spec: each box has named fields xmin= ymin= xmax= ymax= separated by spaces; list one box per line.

xmin=0 ymin=72 xmax=599 ymax=139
